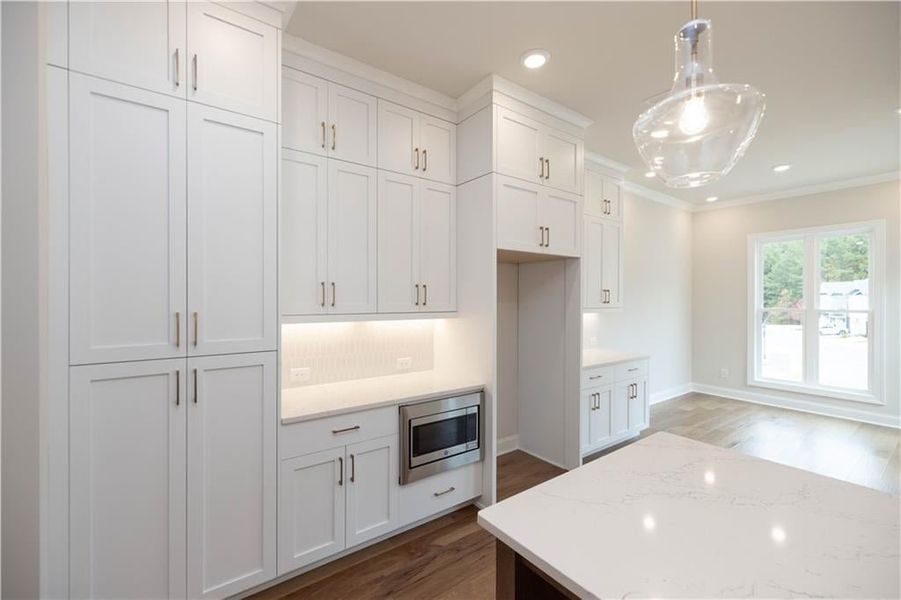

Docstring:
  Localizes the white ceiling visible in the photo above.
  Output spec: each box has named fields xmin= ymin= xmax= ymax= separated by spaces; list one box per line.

xmin=287 ymin=2 xmax=900 ymax=204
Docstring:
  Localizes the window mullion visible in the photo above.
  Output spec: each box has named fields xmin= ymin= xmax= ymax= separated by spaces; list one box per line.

xmin=804 ymin=236 xmax=818 ymax=385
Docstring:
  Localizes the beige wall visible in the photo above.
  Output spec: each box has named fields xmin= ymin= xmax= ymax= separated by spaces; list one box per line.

xmin=583 ymin=192 xmax=694 ymax=400
xmin=692 ymin=180 xmax=901 ymax=426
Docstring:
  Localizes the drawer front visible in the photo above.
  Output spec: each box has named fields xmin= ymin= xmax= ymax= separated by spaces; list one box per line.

xmin=281 ymin=406 xmax=398 ymax=459
xmin=616 ymin=360 xmax=648 ymax=382
xmin=581 ymin=365 xmax=615 ymax=389
xmin=398 ymin=462 xmax=482 ymax=527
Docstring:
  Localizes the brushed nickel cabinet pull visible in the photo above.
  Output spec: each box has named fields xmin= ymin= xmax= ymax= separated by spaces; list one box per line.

xmin=174 ymin=49 xmax=180 ymax=87
xmin=628 ymin=367 xmax=639 ymax=372
xmin=320 ymin=281 xmax=326 ymax=307
xmin=331 ymin=124 xmax=336 ymax=151
xmin=192 ymin=54 xmax=198 ymax=91
xmin=331 ymin=425 xmax=361 ymax=435
xmin=422 ymin=149 xmax=427 ymax=172
xmin=176 ymin=370 xmax=180 ymax=406
xmin=331 ymin=282 xmax=336 ymax=307
xmin=539 ymin=226 xmax=545 ymax=247
xmin=433 ymin=486 xmax=455 ymax=497
xmin=321 ymin=121 xmax=326 ymax=149
xmin=193 ymin=368 xmax=198 ymax=404
xmin=414 ymin=147 xmax=420 ymax=170
xmin=588 ymin=374 xmax=603 ymax=380
xmin=338 ymin=457 xmax=343 ymax=486
xmin=415 ymin=283 xmax=420 ymax=306
xmin=423 ymin=284 xmax=428 ymax=306
xmin=539 ymin=157 xmax=545 ymax=179
xmin=192 ymin=312 xmax=198 ymax=346
xmin=545 ymin=158 xmax=550 ymax=180
xmin=546 ymin=226 xmax=550 ymax=247
xmin=175 ymin=312 xmax=181 ymax=347
xmin=350 ymin=454 xmax=355 ymax=483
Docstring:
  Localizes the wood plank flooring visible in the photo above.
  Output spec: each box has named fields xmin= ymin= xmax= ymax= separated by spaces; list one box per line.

xmin=251 ymin=393 xmax=899 ymax=600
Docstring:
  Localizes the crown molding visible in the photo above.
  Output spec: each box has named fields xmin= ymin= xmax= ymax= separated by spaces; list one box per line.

xmin=695 ymin=171 xmax=901 ymax=212
xmin=584 ymin=151 xmax=630 ymax=175
xmin=623 ymin=181 xmax=695 ymax=212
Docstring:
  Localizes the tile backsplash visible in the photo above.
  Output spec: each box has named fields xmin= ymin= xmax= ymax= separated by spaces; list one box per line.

xmin=281 ymin=320 xmax=435 ymax=388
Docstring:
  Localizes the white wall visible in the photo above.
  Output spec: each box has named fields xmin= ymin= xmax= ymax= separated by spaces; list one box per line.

xmin=692 ymin=180 xmax=901 ymax=426
xmin=496 ymin=263 xmax=518 ymax=444
xmin=583 ymin=192 xmax=694 ymax=401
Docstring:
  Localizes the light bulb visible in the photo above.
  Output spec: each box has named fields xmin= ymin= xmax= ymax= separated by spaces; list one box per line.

xmin=678 ymin=95 xmax=710 ymax=135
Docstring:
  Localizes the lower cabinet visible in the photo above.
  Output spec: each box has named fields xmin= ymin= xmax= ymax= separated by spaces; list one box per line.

xmin=69 ymin=353 xmax=277 ymax=600
xmin=279 ymin=435 xmax=398 ymax=575
xmin=581 ymin=359 xmax=649 ymax=456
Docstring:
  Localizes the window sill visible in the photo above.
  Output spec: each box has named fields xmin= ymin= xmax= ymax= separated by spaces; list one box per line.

xmin=749 ymin=378 xmax=883 ymax=406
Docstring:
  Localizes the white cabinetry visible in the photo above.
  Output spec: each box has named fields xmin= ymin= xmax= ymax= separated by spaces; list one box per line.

xmin=282 ymin=69 xmax=377 ymax=166
xmin=583 ymin=217 xmax=622 ymax=308
xmin=581 ymin=358 xmax=649 ymax=456
xmin=496 ymin=175 xmax=581 ymax=257
xmin=378 ymin=100 xmax=456 ymax=184
xmin=585 ymin=170 xmax=622 ymax=220
xmin=345 ymin=436 xmax=399 ymax=547
xmin=378 ymin=172 xmax=456 ymax=313
xmin=187 ymin=353 xmax=277 ymax=599
xmin=495 ymin=106 xmax=583 ymax=194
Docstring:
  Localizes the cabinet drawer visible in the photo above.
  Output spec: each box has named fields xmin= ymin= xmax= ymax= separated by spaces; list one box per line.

xmin=281 ymin=406 xmax=398 ymax=459
xmin=581 ymin=365 xmax=615 ymax=389
xmin=398 ymin=463 xmax=482 ymax=527
xmin=616 ymin=360 xmax=648 ymax=381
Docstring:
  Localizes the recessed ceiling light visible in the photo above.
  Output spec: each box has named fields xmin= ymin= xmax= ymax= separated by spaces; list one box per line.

xmin=521 ymin=49 xmax=550 ymax=70
xmin=706 ymin=196 xmax=719 ymax=202
xmin=644 ymin=171 xmax=656 ymax=178
xmin=772 ymin=164 xmax=792 ymax=173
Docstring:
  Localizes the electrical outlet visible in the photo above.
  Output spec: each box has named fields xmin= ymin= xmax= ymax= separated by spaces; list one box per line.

xmin=290 ymin=367 xmax=311 ymax=383
xmin=396 ymin=357 xmax=413 ymax=371
xmin=720 ymin=368 xmax=729 ymax=379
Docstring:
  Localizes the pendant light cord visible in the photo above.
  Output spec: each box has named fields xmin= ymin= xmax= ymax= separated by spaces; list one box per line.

xmin=691 ymin=0 xmax=698 ymax=20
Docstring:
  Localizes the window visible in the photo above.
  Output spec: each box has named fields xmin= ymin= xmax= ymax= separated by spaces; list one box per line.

xmin=749 ymin=221 xmax=884 ymax=404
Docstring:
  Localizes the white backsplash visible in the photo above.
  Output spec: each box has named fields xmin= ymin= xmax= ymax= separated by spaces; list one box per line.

xmin=281 ymin=320 xmax=435 ymax=388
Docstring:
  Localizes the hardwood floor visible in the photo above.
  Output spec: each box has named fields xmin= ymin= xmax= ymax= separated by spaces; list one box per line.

xmin=251 ymin=394 xmax=899 ymax=600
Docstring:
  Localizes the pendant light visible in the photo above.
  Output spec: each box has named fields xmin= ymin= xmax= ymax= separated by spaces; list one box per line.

xmin=633 ymin=0 xmax=765 ymax=188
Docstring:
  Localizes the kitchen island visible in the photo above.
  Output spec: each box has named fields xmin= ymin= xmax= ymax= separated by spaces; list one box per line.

xmin=478 ymin=432 xmax=900 ymax=599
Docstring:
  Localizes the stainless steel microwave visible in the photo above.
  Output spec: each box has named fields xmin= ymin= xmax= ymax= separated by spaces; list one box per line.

xmin=399 ymin=391 xmax=483 ymax=485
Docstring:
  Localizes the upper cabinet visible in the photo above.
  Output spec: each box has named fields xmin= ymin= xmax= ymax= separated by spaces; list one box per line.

xmin=495 ymin=106 xmax=583 ymax=194
xmin=186 ymin=1 xmax=279 ymax=122
xmin=496 ymin=175 xmax=581 ymax=258
xmin=585 ymin=170 xmax=623 ymax=220
xmin=69 ymin=0 xmax=186 ymax=97
xmin=282 ymin=69 xmax=378 ymax=167
xmin=378 ymin=100 xmax=456 ymax=185
xmin=69 ymin=1 xmax=278 ymax=121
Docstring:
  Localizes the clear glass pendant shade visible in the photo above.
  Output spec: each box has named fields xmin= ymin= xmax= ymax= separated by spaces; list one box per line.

xmin=633 ymin=19 xmax=765 ymax=188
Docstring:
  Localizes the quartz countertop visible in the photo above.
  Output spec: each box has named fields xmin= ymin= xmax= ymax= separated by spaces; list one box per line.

xmin=478 ymin=432 xmax=900 ymax=599
xmin=281 ymin=371 xmax=484 ymax=424
xmin=582 ymin=348 xmax=648 ymax=368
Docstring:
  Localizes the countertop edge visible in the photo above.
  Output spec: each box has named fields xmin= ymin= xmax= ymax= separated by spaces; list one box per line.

xmin=281 ymin=383 xmax=486 ymax=425
xmin=581 ymin=354 xmax=649 ymax=369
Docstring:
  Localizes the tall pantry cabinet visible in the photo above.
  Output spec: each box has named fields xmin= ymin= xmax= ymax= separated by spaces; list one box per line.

xmin=58 ymin=3 xmax=281 ymax=598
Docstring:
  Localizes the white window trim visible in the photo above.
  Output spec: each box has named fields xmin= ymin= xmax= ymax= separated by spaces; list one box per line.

xmin=747 ymin=219 xmax=886 ymax=405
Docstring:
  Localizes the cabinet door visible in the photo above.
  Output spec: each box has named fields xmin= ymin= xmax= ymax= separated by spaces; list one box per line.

xmin=583 ymin=217 xmax=604 ymax=308
xmin=612 ymin=382 xmax=630 ymax=437
xmin=328 ymin=83 xmax=377 ymax=166
xmin=328 ymin=161 xmax=378 ymax=313
xmin=542 ymin=128 xmax=583 ymax=194
xmin=419 ymin=181 xmax=457 ymax=312
xmin=187 ymin=105 xmax=277 ymax=355
xmin=187 ymin=1 xmax=278 ymax=121
xmin=378 ymin=100 xmax=419 ymax=176
xmin=628 ymin=378 xmax=649 ymax=431
xmin=601 ymin=221 xmax=623 ymax=307
xmin=188 ymin=353 xmax=277 ymax=599
xmin=420 ymin=115 xmax=456 ymax=185
xmin=69 ymin=75 xmax=187 ymax=365
xmin=584 ymin=170 xmax=606 ymax=218
xmin=378 ymin=172 xmax=420 ymax=313
xmin=495 ymin=106 xmax=542 ymax=184
xmin=589 ymin=386 xmax=614 ymax=447
xmin=541 ymin=189 xmax=581 ymax=257
xmin=346 ymin=436 xmax=399 ymax=548
xmin=70 ymin=0 xmax=186 ymax=97
xmin=603 ymin=176 xmax=624 ymax=221
xmin=496 ymin=176 xmax=541 ymax=253
xmin=278 ymin=448 xmax=346 ymax=575
xmin=282 ymin=69 xmax=329 ymax=155
xmin=281 ymin=150 xmax=328 ymax=315
xmin=70 ymin=360 xmax=186 ymax=600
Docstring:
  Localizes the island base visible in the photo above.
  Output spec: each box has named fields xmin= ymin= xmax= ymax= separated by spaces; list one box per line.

xmin=496 ymin=540 xmax=579 ymax=600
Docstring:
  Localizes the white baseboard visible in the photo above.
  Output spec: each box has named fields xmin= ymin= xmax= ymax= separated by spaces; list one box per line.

xmin=691 ymin=383 xmax=901 ymax=429
xmin=496 ymin=434 xmax=519 ymax=456
xmin=650 ymin=383 xmax=693 ymax=406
